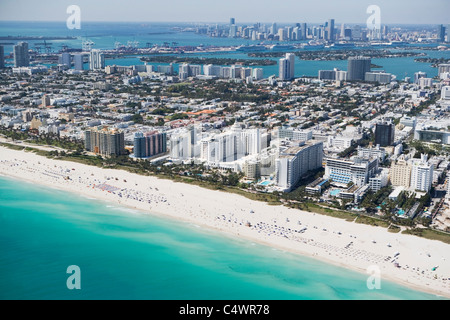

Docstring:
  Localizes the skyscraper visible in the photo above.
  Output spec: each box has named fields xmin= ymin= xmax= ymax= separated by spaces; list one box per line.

xmin=286 ymin=26 xmax=293 ymax=40
xmin=301 ymin=23 xmax=307 ymax=40
xmin=437 ymin=24 xmax=446 ymax=43
xmin=286 ymin=53 xmax=295 ymax=79
xmin=170 ymin=125 xmax=199 ymax=159
xmin=73 ymin=54 xmax=84 ymax=70
xmin=134 ymin=131 xmax=167 ymax=158
xmin=271 ymin=23 xmax=278 ymax=35
xmin=178 ymin=63 xmax=189 ymax=80
xmin=344 ymin=28 xmax=352 ymax=39
xmin=0 ymin=46 xmax=4 ymax=69
xmin=410 ymin=154 xmax=433 ymax=192
xmin=279 ymin=58 xmax=289 ymax=80
xmin=390 ymin=156 xmax=411 ymax=188
xmin=229 ymin=18 xmax=236 ymax=38
xmin=85 ymin=127 xmax=125 ymax=156
xmin=276 ymin=141 xmax=323 ymax=191
xmin=14 ymin=42 xmax=29 ymax=67
xmin=382 ymin=25 xmax=389 ymax=39
xmin=278 ymin=28 xmax=286 ymax=41
xmin=229 ymin=24 xmax=237 ymax=38
xmin=352 ymin=25 xmax=362 ymax=41
xmin=327 ymin=19 xmax=335 ymax=42
xmin=414 ymin=71 xmax=427 ymax=84
xmin=438 ymin=64 xmax=450 ymax=77
xmin=340 ymin=24 xmax=346 ymax=39
xmin=60 ymin=52 xmax=71 ymax=68
xmin=89 ymin=49 xmax=105 ymax=71
xmin=252 ymin=68 xmax=263 ymax=80
xmin=292 ymin=26 xmax=299 ymax=40
xmin=347 ymin=56 xmax=371 ymax=81
xmin=375 ymin=120 xmax=395 ymax=147
xmin=447 ymin=24 xmax=450 ymax=42
xmin=279 ymin=53 xmax=295 ymax=80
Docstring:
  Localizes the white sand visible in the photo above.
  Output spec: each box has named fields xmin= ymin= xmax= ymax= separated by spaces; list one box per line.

xmin=1 ymin=146 xmax=449 ymax=298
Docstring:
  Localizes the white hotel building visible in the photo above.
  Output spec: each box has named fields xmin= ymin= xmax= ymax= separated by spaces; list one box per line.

xmin=410 ymin=154 xmax=434 ymax=192
xmin=324 ymin=157 xmax=379 ymax=186
xmin=276 ymin=127 xmax=313 ymax=142
xmin=169 ymin=124 xmax=324 ymax=191
xmin=275 ymin=141 xmax=323 ymax=191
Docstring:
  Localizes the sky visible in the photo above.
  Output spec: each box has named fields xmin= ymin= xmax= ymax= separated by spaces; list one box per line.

xmin=0 ymin=0 xmax=449 ymax=25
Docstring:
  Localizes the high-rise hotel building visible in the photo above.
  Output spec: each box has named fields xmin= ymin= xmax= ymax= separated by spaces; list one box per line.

xmin=170 ymin=125 xmax=199 ymax=160
xmin=275 ymin=141 xmax=323 ymax=191
xmin=324 ymin=157 xmax=379 ymax=186
xmin=85 ymin=126 xmax=125 ymax=156
xmin=410 ymin=154 xmax=433 ymax=192
xmin=390 ymin=154 xmax=433 ymax=192
xmin=390 ymin=155 xmax=411 ymax=188
xmin=276 ymin=127 xmax=312 ymax=141
xmin=134 ymin=131 xmax=167 ymax=158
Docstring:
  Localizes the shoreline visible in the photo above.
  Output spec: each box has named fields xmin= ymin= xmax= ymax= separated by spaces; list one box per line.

xmin=0 ymin=146 xmax=449 ymax=299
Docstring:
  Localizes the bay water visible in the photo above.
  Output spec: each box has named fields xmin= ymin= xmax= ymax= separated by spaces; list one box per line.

xmin=1 ymin=21 xmax=447 ymax=78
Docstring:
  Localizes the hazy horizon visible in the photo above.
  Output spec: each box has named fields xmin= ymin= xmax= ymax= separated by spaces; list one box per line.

xmin=0 ymin=20 xmax=445 ymax=27
xmin=0 ymin=0 xmax=449 ymax=25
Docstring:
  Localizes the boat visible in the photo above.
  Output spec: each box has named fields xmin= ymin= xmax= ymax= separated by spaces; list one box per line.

xmin=331 ymin=42 xmax=355 ymax=49
xmin=370 ymin=42 xmax=391 ymax=47
xmin=270 ymin=44 xmax=295 ymax=51
xmin=236 ymin=45 xmax=266 ymax=52
xmin=390 ymin=40 xmax=409 ymax=46
xmin=307 ymin=40 xmax=325 ymax=49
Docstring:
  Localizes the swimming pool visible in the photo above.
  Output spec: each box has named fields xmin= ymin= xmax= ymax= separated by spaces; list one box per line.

xmin=259 ymin=180 xmax=272 ymax=186
xmin=330 ymin=189 xmax=341 ymax=196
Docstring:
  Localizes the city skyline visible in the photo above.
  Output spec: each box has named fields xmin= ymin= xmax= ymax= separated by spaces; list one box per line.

xmin=0 ymin=0 xmax=449 ymax=25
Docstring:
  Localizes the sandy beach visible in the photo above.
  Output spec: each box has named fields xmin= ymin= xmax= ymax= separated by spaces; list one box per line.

xmin=1 ymin=146 xmax=449 ymax=298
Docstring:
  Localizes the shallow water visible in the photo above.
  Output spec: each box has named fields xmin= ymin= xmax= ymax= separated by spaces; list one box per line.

xmin=0 ymin=175 xmax=442 ymax=300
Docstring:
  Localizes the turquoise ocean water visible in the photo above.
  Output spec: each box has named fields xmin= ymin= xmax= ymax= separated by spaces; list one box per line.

xmin=0 ymin=175 xmax=443 ymax=300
